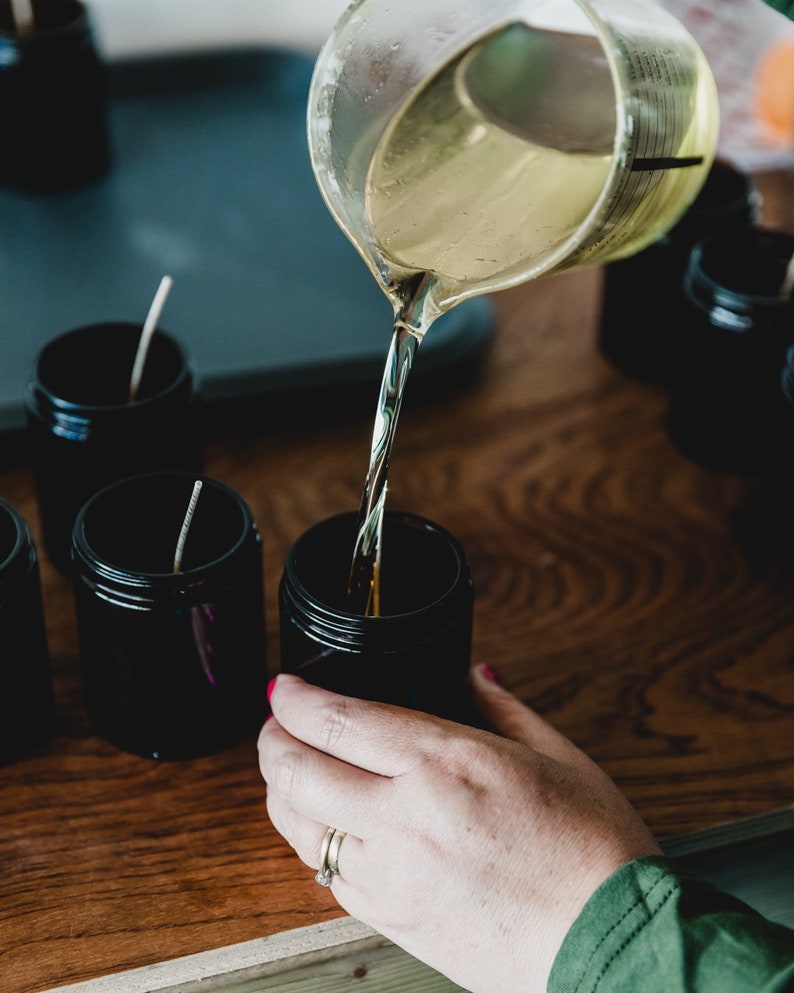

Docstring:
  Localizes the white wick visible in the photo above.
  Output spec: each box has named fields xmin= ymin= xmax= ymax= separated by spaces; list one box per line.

xmin=780 ymin=253 xmax=794 ymax=300
xmin=129 ymin=275 xmax=173 ymax=402
xmin=10 ymin=0 xmax=35 ymax=34
xmin=173 ymin=480 xmax=203 ymax=573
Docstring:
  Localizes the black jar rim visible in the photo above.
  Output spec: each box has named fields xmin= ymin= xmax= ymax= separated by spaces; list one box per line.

xmin=281 ymin=510 xmax=473 ymax=649
xmin=0 ymin=498 xmax=35 ymax=602
xmin=72 ymin=471 xmax=256 ymax=596
xmin=25 ymin=322 xmax=195 ymax=438
xmin=684 ymin=226 xmax=794 ymax=328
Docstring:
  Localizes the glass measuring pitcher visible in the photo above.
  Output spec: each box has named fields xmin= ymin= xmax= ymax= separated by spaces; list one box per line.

xmin=307 ymin=0 xmax=720 ymax=334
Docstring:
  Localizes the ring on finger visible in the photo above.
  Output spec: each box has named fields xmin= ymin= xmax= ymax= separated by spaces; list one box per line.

xmin=315 ymin=826 xmax=347 ymax=887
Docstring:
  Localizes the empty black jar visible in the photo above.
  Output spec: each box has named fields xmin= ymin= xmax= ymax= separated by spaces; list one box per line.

xmin=25 ymin=321 xmax=203 ymax=573
xmin=279 ymin=510 xmax=475 ymax=723
xmin=665 ymin=226 xmax=794 ymax=475
xmin=599 ymin=158 xmax=760 ymax=385
xmin=71 ymin=471 xmax=268 ymax=760
xmin=0 ymin=0 xmax=111 ymax=192
xmin=0 ymin=498 xmax=55 ymax=763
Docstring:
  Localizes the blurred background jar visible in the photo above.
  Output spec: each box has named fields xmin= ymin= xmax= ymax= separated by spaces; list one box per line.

xmin=665 ymin=226 xmax=794 ymax=475
xmin=0 ymin=0 xmax=111 ymax=193
xmin=598 ymin=0 xmax=794 ymax=385
xmin=598 ymin=157 xmax=761 ymax=385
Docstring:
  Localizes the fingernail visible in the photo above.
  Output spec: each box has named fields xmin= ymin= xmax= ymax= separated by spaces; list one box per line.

xmin=267 ymin=676 xmax=277 ymax=704
xmin=479 ymin=664 xmax=500 ymax=684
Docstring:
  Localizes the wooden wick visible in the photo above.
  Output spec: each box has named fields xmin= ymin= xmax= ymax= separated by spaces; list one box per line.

xmin=10 ymin=0 xmax=35 ymax=34
xmin=173 ymin=480 xmax=203 ymax=573
xmin=779 ymin=252 xmax=794 ymax=299
xmin=128 ymin=275 xmax=173 ymax=402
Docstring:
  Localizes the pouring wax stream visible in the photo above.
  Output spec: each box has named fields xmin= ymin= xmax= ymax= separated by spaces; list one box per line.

xmin=309 ymin=0 xmax=720 ymax=621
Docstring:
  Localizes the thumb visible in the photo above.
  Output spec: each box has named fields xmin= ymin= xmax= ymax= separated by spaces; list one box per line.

xmin=471 ymin=664 xmax=592 ymax=769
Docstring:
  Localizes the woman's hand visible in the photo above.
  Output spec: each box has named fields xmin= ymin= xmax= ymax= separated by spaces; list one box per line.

xmin=257 ymin=666 xmax=661 ymax=993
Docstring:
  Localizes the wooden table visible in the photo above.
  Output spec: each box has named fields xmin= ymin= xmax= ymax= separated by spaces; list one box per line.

xmin=2 ymin=172 xmax=793 ymax=993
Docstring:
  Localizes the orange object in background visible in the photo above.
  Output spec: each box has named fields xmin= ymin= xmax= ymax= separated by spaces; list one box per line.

xmin=755 ymin=37 xmax=794 ymax=146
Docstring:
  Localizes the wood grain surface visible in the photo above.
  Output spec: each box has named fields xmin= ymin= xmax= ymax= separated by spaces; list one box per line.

xmin=1 ymin=171 xmax=793 ymax=993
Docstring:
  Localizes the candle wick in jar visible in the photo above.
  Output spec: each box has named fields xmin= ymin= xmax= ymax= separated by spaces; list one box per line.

xmin=778 ymin=252 xmax=794 ymax=299
xmin=173 ymin=479 xmax=203 ymax=573
xmin=129 ymin=275 xmax=173 ymax=402
xmin=10 ymin=0 xmax=35 ymax=34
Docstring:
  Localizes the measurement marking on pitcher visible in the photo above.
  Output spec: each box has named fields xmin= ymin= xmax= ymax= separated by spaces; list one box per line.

xmin=632 ymin=155 xmax=704 ymax=172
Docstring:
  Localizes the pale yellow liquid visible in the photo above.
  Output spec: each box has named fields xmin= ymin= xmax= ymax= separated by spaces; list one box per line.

xmin=362 ymin=21 xmax=719 ymax=315
xmin=364 ymin=55 xmax=609 ymax=311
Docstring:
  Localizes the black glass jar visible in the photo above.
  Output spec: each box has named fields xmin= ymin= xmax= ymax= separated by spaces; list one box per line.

xmin=0 ymin=0 xmax=111 ymax=192
xmin=0 ymin=498 xmax=55 ymax=763
xmin=279 ymin=510 xmax=475 ymax=723
xmin=599 ymin=158 xmax=760 ymax=385
xmin=665 ymin=227 xmax=794 ymax=475
xmin=25 ymin=321 xmax=203 ymax=573
xmin=71 ymin=471 xmax=268 ymax=760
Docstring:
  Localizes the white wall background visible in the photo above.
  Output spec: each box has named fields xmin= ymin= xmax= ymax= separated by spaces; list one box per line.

xmin=84 ymin=0 xmax=794 ymax=168
xmin=84 ymin=0 xmax=352 ymax=59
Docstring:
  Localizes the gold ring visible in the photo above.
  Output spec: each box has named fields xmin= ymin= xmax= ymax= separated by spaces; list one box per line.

xmin=315 ymin=826 xmax=346 ymax=886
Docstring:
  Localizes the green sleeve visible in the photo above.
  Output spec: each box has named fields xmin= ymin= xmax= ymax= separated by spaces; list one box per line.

xmin=761 ymin=0 xmax=794 ymax=18
xmin=548 ymin=857 xmax=794 ymax=993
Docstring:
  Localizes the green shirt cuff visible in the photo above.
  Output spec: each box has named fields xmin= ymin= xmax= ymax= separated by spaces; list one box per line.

xmin=548 ymin=857 xmax=794 ymax=993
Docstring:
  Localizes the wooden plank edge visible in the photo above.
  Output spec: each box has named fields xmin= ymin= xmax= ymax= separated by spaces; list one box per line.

xmin=41 ymin=917 xmax=388 ymax=993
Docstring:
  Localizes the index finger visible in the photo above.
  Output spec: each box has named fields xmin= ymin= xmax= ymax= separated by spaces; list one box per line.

xmin=267 ymin=673 xmax=449 ymax=776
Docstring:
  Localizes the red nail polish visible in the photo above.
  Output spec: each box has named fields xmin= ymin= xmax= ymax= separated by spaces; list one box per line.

xmin=480 ymin=664 xmax=500 ymax=684
xmin=267 ymin=676 xmax=277 ymax=704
